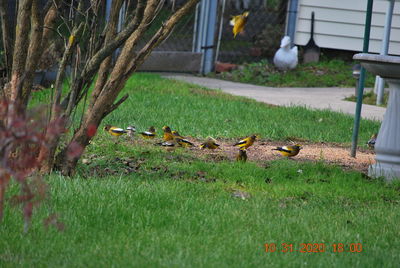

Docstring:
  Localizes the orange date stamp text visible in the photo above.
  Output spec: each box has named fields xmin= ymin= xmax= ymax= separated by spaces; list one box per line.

xmin=264 ymin=243 xmax=363 ymax=253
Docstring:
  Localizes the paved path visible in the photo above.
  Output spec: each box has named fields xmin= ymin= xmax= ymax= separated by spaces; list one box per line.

xmin=161 ymin=73 xmax=386 ymax=121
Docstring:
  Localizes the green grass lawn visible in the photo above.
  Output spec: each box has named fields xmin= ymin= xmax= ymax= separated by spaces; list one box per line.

xmin=211 ymin=59 xmax=376 ymax=88
xmin=2 ymin=73 xmax=398 ymax=267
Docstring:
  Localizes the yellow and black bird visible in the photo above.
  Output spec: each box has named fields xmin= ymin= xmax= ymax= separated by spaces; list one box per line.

xmin=367 ymin=133 xmax=377 ymax=149
xmin=172 ymin=130 xmax=194 ymax=148
xmin=162 ymin=126 xmax=174 ymax=141
xmin=230 ymin=11 xmax=250 ymax=38
xmin=104 ymin=125 xmax=127 ymax=137
xmin=200 ymin=137 xmax=220 ymax=150
xmin=236 ymin=149 xmax=247 ymax=162
xmin=140 ymin=126 xmax=156 ymax=139
xmin=272 ymin=144 xmax=302 ymax=157
xmin=233 ymin=134 xmax=257 ymax=150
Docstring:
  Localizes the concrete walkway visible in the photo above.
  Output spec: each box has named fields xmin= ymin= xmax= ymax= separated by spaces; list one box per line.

xmin=161 ymin=73 xmax=386 ymax=121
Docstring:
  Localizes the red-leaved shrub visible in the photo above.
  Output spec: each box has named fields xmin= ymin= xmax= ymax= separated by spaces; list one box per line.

xmin=0 ymin=99 xmax=67 ymax=232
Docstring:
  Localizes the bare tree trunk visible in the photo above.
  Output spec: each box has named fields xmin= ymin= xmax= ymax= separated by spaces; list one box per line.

xmin=41 ymin=1 xmax=60 ymax=50
xmin=21 ymin=0 xmax=43 ymax=106
xmin=57 ymin=0 xmax=200 ymax=176
xmin=22 ymin=0 xmax=61 ymax=106
xmin=0 ymin=0 xmax=13 ymax=80
xmin=8 ymin=0 xmax=33 ymax=102
xmin=88 ymin=0 xmax=124 ymax=114
xmin=38 ymin=23 xmax=83 ymax=174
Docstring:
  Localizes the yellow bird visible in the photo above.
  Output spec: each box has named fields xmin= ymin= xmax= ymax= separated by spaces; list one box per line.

xmin=236 ymin=149 xmax=247 ymax=162
xmin=104 ymin=125 xmax=127 ymax=137
xmin=233 ymin=134 xmax=257 ymax=150
xmin=172 ymin=130 xmax=194 ymax=147
xmin=272 ymin=144 xmax=302 ymax=157
xmin=140 ymin=126 xmax=156 ymax=139
xmin=200 ymin=137 xmax=220 ymax=150
xmin=175 ymin=138 xmax=194 ymax=148
xmin=162 ymin=126 xmax=174 ymax=141
xmin=230 ymin=11 xmax=249 ymax=38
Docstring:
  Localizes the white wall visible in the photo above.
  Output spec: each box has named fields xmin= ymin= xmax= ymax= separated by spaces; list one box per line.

xmin=295 ymin=0 xmax=400 ymax=55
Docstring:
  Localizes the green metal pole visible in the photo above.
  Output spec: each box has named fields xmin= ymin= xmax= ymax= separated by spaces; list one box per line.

xmin=351 ymin=0 xmax=374 ymax=157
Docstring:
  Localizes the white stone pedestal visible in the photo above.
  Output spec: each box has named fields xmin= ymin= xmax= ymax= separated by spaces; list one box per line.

xmin=353 ymin=53 xmax=400 ymax=181
xmin=369 ymin=80 xmax=400 ymax=180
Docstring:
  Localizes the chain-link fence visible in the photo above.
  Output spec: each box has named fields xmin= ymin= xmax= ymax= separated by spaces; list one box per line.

xmin=0 ymin=1 xmax=290 ymax=74
xmin=142 ymin=0 xmax=289 ymax=65
xmin=216 ymin=0 xmax=288 ymax=64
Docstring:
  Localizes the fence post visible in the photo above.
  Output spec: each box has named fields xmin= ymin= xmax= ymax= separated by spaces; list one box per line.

xmin=195 ymin=0 xmax=217 ymax=74
xmin=202 ymin=0 xmax=218 ymax=74
xmin=375 ymin=0 xmax=395 ymax=105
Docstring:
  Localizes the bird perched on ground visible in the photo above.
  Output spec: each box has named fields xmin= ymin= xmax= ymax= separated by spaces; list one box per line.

xmin=367 ymin=133 xmax=377 ymax=149
xmin=155 ymin=141 xmax=175 ymax=147
xmin=126 ymin=126 xmax=136 ymax=138
xmin=200 ymin=137 xmax=220 ymax=150
xmin=230 ymin=11 xmax=249 ymax=38
xmin=172 ymin=130 xmax=194 ymax=148
xmin=273 ymin=36 xmax=298 ymax=71
xmin=140 ymin=126 xmax=156 ymax=139
xmin=175 ymin=137 xmax=194 ymax=148
xmin=162 ymin=126 xmax=174 ymax=141
xmin=104 ymin=125 xmax=127 ymax=137
xmin=233 ymin=134 xmax=257 ymax=150
xmin=236 ymin=149 xmax=247 ymax=162
xmin=272 ymin=144 xmax=302 ymax=157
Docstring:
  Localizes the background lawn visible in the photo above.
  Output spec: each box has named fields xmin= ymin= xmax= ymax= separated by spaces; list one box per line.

xmin=211 ymin=59 xmax=376 ymax=88
xmin=1 ymin=73 xmax=398 ymax=267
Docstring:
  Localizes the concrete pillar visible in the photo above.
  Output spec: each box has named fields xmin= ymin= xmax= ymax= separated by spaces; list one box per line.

xmin=369 ymin=79 xmax=400 ymax=180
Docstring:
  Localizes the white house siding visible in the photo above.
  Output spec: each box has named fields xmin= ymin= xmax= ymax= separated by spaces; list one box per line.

xmin=294 ymin=0 xmax=400 ymax=55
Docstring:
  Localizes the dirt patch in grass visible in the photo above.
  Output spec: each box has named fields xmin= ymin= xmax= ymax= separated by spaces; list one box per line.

xmin=191 ymin=139 xmax=375 ymax=173
xmin=91 ymin=138 xmax=375 ymax=175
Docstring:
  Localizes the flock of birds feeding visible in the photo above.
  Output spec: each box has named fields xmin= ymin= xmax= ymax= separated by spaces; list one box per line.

xmin=104 ymin=125 xmax=303 ymax=162
xmin=101 ymin=12 xmax=378 ymax=163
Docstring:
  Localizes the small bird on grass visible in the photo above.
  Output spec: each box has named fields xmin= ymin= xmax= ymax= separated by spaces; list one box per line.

xmin=175 ymin=138 xmax=194 ymax=148
xmin=104 ymin=125 xmax=127 ymax=137
xmin=233 ymin=134 xmax=257 ymax=150
xmin=200 ymin=137 xmax=220 ymax=150
xmin=172 ymin=130 xmax=194 ymax=148
xmin=140 ymin=126 xmax=156 ymax=139
xmin=162 ymin=126 xmax=174 ymax=141
xmin=155 ymin=141 xmax=175 ymax=147
xmin=367 ymin=133 xmax=377 ymax=149
xmin=236 ymin=149 xmax=247 ymax=162
xmin=230 ymin=11 xmax=249 ymax=38
xmin=272 ymin=144 xmax=302 ymax=157
xmin=126 ymin=126 xmax=136 ymax=138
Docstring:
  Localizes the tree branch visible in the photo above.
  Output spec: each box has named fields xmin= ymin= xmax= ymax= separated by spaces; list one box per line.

xmin=51 ymin=23 xmax=84 ymax=119
xmin=9 ymin=0 xmax=33 ymax=102
xmin=104 ymin=94 xmax=129 ymax=117
xmin=22 ymin=0 xmax=44 ymax=105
